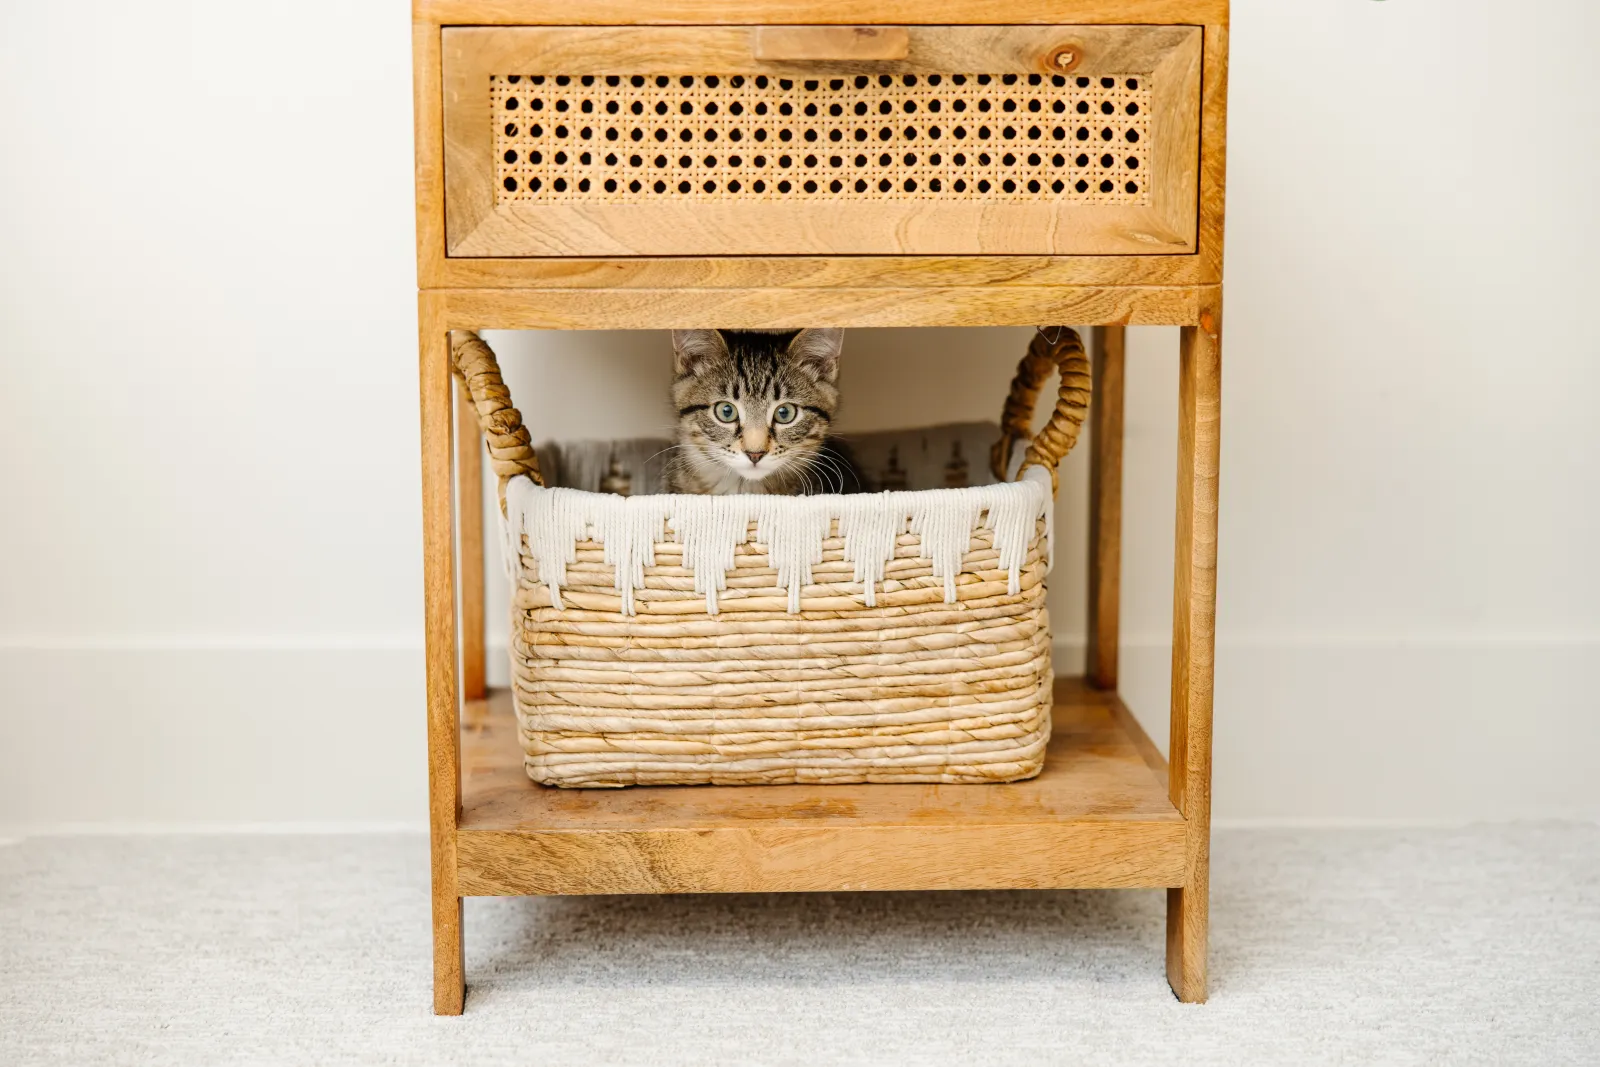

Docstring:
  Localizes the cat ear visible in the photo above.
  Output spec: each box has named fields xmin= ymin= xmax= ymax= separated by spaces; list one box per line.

xmin=671 ymin=330 xmax=728 ymax=377
xmin=787 ymin=328 xmax=844 ymax=383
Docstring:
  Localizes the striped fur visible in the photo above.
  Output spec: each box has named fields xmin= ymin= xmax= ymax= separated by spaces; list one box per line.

xmin=666 ymin=329 xmax=864 ymax=496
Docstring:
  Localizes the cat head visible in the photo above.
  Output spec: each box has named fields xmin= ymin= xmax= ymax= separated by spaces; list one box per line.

xmin=670 ymin=329 xmax=843 ymax=491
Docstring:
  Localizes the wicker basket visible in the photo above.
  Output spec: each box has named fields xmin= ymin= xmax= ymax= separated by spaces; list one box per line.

xmin=454 ymin=329 xmax=1091 ymax=788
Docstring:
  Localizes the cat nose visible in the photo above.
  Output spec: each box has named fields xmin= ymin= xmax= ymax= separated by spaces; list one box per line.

xmin=743 ymin=450 xmax=766 ymax=465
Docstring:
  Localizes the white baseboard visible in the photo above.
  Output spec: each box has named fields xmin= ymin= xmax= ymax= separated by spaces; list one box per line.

xmin=0 ymin=645 xmax=428 ymax=835
xmin=5 ymin=821 xmax=429 ymax=836
xmin=3 ymin=637 xmax=1597 ymax=833
xmin=1096 ymin=636 xmax=1600 ymax=826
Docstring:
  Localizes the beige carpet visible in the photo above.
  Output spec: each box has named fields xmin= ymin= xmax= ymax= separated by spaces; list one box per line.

xmin=1 ymin=825 xmax=1596 ymax=1066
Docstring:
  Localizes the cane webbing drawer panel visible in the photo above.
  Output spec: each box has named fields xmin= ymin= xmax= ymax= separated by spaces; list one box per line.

xmin=491 ymin=73 xmax=1153 ymax=205
xmin=442 ymin=25 xmax=1201 ymax=257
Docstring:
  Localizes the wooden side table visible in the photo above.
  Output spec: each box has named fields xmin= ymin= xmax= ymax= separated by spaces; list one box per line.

xmin=413 ymin=0 xmax=1226 ymax=1014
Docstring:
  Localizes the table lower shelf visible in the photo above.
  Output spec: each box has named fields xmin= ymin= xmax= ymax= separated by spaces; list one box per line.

xmin=457 ymin=677 xmax=1185 ymax=896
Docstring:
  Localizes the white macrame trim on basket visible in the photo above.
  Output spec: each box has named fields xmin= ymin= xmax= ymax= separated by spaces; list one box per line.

xmin=502 ymin=467 xmax=1054 ymax=617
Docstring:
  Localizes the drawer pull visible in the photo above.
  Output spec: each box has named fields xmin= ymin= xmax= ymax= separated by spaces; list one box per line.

xmin=752 ymin=26 xmax=910 ymax=62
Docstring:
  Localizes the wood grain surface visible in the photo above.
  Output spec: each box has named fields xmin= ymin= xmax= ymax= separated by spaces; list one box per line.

xmin=1087 ymin=324 xmax=1126 ymax=691
xmin=753 ymin=25 xmax=911 ymax=61
xmin=456 ymin=383 xmax=486 ymax=703
xmin=455 ymin=678 xmax=1186 ymax=895
xmin=420 ymin=304 xmax=465 ymax=1015
xmin=414 ymin=19 xmax=448 ymax=290
xmin=1165 ymin=294 xmax=1220 ymax=1003
xmin=454 ymin=202 xmax=1196 ymax=260
xmin=421 ymin=284 xmax=1211 ymax=329
xmin=420 ymin=253 xmax=1218 ymax=291
xmin=415 ymin=0 xmax=1230 ymax=27
xmin=1195 ymin=22 xmax=1229 ymax=279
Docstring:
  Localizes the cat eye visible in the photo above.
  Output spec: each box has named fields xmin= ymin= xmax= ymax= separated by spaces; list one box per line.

xmin=713 ymin=401 xmax=739 ymax=423
xmin=772 ymin=403 xmax=798 ymax=424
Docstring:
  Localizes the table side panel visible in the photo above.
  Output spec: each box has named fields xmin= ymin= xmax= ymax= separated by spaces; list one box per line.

xmin=456 ymin=679 xmax=1186 ymax=894
xmin=420 ymin=284 xmax=1210 ymax=328
xmin=457 ymin=823 xmax=1186 ymax=893
xmin=422 ymin=254 xmax=1213 ymax=289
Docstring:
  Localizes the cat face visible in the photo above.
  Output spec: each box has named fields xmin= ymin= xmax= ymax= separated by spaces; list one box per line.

xmin=670 ymin=329 xmax=843 ymax=493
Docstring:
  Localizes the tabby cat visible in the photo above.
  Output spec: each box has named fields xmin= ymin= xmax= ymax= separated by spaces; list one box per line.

xmin=666 ymin=329 xmax=864 ymax=496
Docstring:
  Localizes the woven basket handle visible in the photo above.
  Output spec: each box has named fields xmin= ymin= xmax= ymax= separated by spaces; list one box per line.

xmin=989 ymin=327 xmax=1093 ymax=493
xmin=451 ymin=330 xmax=543 ymax=502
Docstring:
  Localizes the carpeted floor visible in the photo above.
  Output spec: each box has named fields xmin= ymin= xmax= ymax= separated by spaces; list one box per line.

xmin=1 ymin=825 xmax=1596 ymax=1066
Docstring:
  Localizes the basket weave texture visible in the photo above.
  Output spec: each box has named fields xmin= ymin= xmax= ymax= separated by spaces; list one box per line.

xmin=454 ymin=330 xmax=1091 ymax=788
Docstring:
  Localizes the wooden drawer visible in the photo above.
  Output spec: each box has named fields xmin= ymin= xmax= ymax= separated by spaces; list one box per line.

xmin=441 ymin=25 xmax=1201 ymax=258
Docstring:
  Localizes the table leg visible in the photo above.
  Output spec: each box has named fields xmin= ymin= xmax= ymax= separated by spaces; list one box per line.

xmin=457 ymin=380 xmax=487 ymax=702
xmin=1087 ymin=325 xmax=1127 ymax=691
xmin=421 ymin=301 xmax=465 ymax=1015
xmin=1165 ymin=298 xmax=1221 ymax=1003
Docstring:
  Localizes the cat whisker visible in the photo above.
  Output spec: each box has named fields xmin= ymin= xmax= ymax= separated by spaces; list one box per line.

xmin=802 ymin=466 xmax=825 ymax=497
xmin=812 ymin=459 xmax=847 ymax=495
xmin=793 ymin=454 xmax=832 ymax=495
xmin=641 ymin=442 xmax=688 ymax=468
xmin=786 ymin=458 xmax=818 ymax=497
xmin=801 ymin=450 xmax=859 ymax=494
xmin=821 ymin=454 xmax=859 ymax=492
xmin=796 ymin=455 xmax=834 ymax=495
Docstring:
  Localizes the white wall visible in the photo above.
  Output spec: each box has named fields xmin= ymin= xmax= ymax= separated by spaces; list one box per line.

xmin=2 ymin=0 xmax=1597 ymax=831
